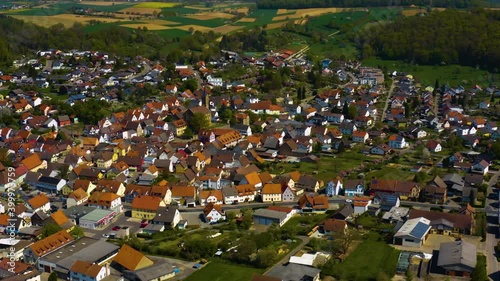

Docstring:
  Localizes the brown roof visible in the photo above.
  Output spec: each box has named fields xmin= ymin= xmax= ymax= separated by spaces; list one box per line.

xmin=28 ymin=193 xmax=50 ymax=209
xmin=171 ymin=185 xmax=196 ymax=197
xmin=29 ymin=230 xmax=74 ymax=257
xmin=199 ymin=189 xmax=223 ymax=201
xmin=50 ymin=210 xmax=70 ymax=226
xmin=70 ymin=260 xmax=103 ymax=278
xmin=113 ymin=244 xmax=153 ymax=271
xmin=370 ymin=179 xmax=419 ymax=193
xmin=68 ymin=188 xmax=88 ymax=201
xmin=251 ymin=274 xmax=281 ymax=281
xmin=408 ymin=209 xmax=472 ymax=232
xmin=258 ymin=171 xmax=273 ymax=184
xmin=298 ymin=194 xmax=329 ymax=209
xmin=203 ymin=202 xmax=223 ymax=217
xmin=0 ymin=259 xmax=30 ymax=274
xmin=245 ymin=172 xmax=262 ymax=186
xmin=21 ymin=153 xmax=43 ymax=170
xmin=96 ymin=180 xmax=123 ymax=193
xmin=323 ymin=218 xmax=347 ymax=233
xmin=131 ymin=195 xmax=162 ymax=211
xmin=88 ymin=192 xmax=120 ymax=207
xmin=236 ymin=184 xmax=256 ymax=195
xmin=262 ymin=183 xmax=282 ymax=194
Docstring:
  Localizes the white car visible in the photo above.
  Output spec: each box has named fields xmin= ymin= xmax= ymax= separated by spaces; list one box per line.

xmin=345 ymin=199 xmax=353 ymax=203
xmin=102 ymin=234 xmax=109 ymax=238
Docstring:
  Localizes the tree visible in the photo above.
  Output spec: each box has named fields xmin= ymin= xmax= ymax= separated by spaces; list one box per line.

xmin=182 ymin=79 xmax=198 ymax=92
xmin=48 ymin=272 xmax=58 ymax=281
xmin=313 ymin=141 xmax=322 ymax=154
xmin=376 ymin=272 xmax=390 ymax=281
xmin=405 ymin=268 xmax=414 ymax=281
xmin=469 ymin=189 xmax=476 ymax=205
xmin=182 ymin=127 xmax=194 ymax=139
xmin=240 ymin=209 xmax=253 ymax=230
xmin=58 ymin=165 xmax=69 ymax=179
xmin=41 ymin=223 xmax=63 ymax=238
xmin=414 ymin=172 xmax=427 ymax=183
xmin=434 ymin=79 xmax=440 ymax=93
xmin=0 ymin=148 xmax=13 ymax=167
xmin=342 ymin=102 xmax=349 ymax=116
xmin=347 ymin=105 xmax=358 ymax=119
xmin=333 ymin=229 xmax=357 ymax=254
xmin=294 ymin=114 xmax=305 ymax=122
xmin=421 ymin=147 xmax=431 ymax=160
xmin=220 ymin=108 xmax=233 ymax=124
xmin=188 ymin=112 xmax=210 ymax=133
xmin=256 ymin=249 xmax=276 ymax=268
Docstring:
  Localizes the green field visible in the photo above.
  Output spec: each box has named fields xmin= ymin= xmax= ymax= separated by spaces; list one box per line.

xmin=155 ymin=28 xmax=191 ymax=38
xmin=365 ymin=166 xmax=415 ymax=181
xmin=363 ymin=58 xmax=498 ymax=87
xmin=325 ymin=234 xmax=400 ymax=280
xmin=184 ymin=261 xmax=264 ymax=281
xmin=235 ymin=9 xmax=277 ymax=28
xmin=161 ymin=6 xmax=200 ymax=16
xmin=164 ymin=16 xmax=227 ymax=27
xmin=12 ymin=3 xmax=132 ymax=16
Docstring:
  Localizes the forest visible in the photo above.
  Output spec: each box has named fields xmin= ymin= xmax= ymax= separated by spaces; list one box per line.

xmin=256 ymin=0 xmax=477 ymax=9
xmin=362 ymin=9 xmax=500 ymax=71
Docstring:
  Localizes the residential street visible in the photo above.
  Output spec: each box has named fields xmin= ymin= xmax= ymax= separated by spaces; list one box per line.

xmin=380 ymin=78 xmax=396 ymax=122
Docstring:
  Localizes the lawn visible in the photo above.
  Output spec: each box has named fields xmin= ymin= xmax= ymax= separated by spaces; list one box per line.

xmin=365 ymin=166 xmax=416 ymax=181
xmin=363 ymin=58 xmax=497 ymax=87
xmin=184 ymin=261 xmax=264 ymax=281
xmin=327 ymin=234 xmax=400 ymax=280
xmin=235 ymin=9 xmax=277 ymax=28
xmin=269 ymin=153 xmax=368 ymax=183
xmin=134 ymin=2 xmax=179 ymax=9
xmin=281 ymin=213 xmax=329 ymax=235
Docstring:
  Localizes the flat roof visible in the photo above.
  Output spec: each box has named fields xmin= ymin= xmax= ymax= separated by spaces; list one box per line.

xmin=395 ymin=217 xmax=431 ymax=239
xmin=253 ymin=209 xmax=287 ymax=221
xmin=41 ymin=237 xmax=119 ymax=273
xmin=80 ymin=209 xmax=114 ymax=222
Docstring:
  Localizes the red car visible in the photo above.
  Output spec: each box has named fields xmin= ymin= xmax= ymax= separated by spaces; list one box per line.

xmin=112 ymin=226 xmax=121 ymax=231
xmin=140 ymin=220 xmax=149 ymax=228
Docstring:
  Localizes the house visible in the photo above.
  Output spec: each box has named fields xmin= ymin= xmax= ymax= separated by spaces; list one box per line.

xmin=332 ymin=203 xmax=354 ymax=220
xmin=69 ymin=260 xmax=110 ymax=281
xmin=21 ymin=153 xmax=46 ymax=172
xmin=408 ymin=209 xmax=473 ymax=235
xmin=78 ymin=208 xmax=116 ymax=230
xmin=320 ymin=218 xmax=347 ymax=235
xmin=266 ymin=263 xmax=320 ymax=281
xmin=151 ymin=206 xmax=182 ymax=229
xmin=66 ymin=188 xmax=89 ymax=208
xmin=198 ymin=189 xmax=224 ymax=206
xmin=325 ymin=177 xmax=343 ymax=196
xmin=353 ymin=197 xmax=372 ymax=214
xmin=352 ymin=130 xmax=369 ymax=143
xmin=393 ymin=217 xmax=431 ymax=248
xmin=370 ymin=179 xmax=420 ymax=200
xmin=281 ymin=185 xmax=295 ymax=202
xmin=87 ymin=192 xmax=123 ymax=213
xmin=296 ymin=175 xmax=320 ymax=193
xmin=95 ymin=180 xmax=126 ymax=197
xmin=373 ymin=192 xmax=400 ymax=211
xmin=472 ymin=160 xmax=489 ymax=175
xmin=343 ymin=180 xmax=364 ymax=197
xmin=370 ymin=144 xmax=392 ymax=155
xmin=27 ymin=193 xmax=50 ymax=213
xmin=388 ymin=135 xmax=409 ymax=149
xmin=34 ymin=176 xmax=67 ymax=194
xmin=236 ymin=184 xmax=257 ymax=202
xmin=261 ymin=183 xmax=282 ymax=202
xmin=112 ymin=244 xmax=153 ymax=272
xmin=297 ymin=194 xmax=329 ymax=213
xmin=426 ymin=140 xmax=442 ymax=153
xmin=203 ymin=203 xmax=225 ymax=224
xmin=253 ymin=206 xmax=296 ymax=227
xmin=170 ymin=185 xmax=197 ymax=207
xmin=382 ymin=206 xmax=410 ymax=224
xmin=131 ymin=195 xmax=165 ymax=220
xmin=437 ymin=240 xmax=477 ymax=277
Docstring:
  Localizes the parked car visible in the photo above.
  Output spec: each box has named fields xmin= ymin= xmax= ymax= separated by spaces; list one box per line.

xmin=102 ymin=234 xmax=109 ymax=238
xmin=112 ymin=226 xmax=121 ymax=231
xmin=193 ymin=263 xmax=202 ymax=269
xmin=345 ymin=199 xmax=352 ymax=203
xmin=140 ymin=220 xmax=149 ymax=228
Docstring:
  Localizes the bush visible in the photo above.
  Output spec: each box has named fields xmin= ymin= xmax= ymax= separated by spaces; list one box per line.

xmin=471 ymin=255 xmax=488 ymax=281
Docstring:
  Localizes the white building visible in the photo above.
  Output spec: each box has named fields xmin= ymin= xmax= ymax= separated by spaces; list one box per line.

xmin=393 ymin=217 xmax=431 ymax=248
xmin=207 ymin=75 xmax=223 ymax=87
xmin=69 ymin=261 xmax=110 ymax=281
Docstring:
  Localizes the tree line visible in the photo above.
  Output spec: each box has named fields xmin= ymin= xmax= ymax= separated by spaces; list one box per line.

xmin=361 ymin=9 xmax=500 ymax=71
xmin=256 ymin=0 xmax=476 ymax=9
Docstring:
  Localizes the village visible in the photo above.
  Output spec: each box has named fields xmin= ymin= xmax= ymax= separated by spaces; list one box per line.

xmin=0 ymin=46 xmax=499 ymax=281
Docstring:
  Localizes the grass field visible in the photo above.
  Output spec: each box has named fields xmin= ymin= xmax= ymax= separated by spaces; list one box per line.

xmin=365 ymin=166 xmax=415 ymax=181
xmin=184 ymin=261 xmax=263 ymax=281
xmin=363 ymin=58 xmax=498 ymax=87
xmin=330 ymin=234 xmax=400 ymax=280
xmin=12 ymin=14 xmax=123 ymax=27
xmin=183 ymin=12 xmax=235 ymax=20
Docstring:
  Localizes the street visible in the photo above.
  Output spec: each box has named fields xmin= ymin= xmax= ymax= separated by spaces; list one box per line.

xmin=380 ymin=78 xmax=396 ymax=122
xmin=485 ymin=169 xmax=500 ymax=281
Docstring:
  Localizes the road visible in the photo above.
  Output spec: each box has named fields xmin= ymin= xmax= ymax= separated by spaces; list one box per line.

xmin=125 ymin=62 xmax=151 ymax=83
xmin=380 ymin=78 xmax=396 ymax=122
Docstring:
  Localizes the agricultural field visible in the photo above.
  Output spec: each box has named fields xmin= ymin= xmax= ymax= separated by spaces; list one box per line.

xmin=11 ymin=14 xmax=123 ymax=27
xmin=184 ymin=261 xmax=264 ymax=281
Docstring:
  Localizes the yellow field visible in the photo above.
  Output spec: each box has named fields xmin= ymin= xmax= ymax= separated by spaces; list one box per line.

xmin=121 ymin=23 xmax=170 ymax=30
xmin=235 ymin=7 xmax=249 ymax=14
xmin=134 ymin=2 xmax=178 ymax=8
xmin=11 ymin=14 xmax=122 ymax=28
xmin=265 ymin=22 xmax=288 ymax=30
xmin=183 ymin=12 xmax=235 ymax=20
xmin=277 ymin=9 xmax=289 ymax=14
xmin=237 ymin=17 xmax=256 ymax=23
xmin=213 ymin=25 xmax=242 ymax=34
xmin=401 ymin=9 xmax=425 ymax=16
xmin=119 ymin=7 xmax=161 ymax=15
xmin=175 ymin=24 xmax=212 ymax=32
xmin=79 ymin=1 xmax=122 ymax=6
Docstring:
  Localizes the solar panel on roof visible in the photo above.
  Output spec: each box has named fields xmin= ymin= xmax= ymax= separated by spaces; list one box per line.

xmin=409 ymin=222 xmax=430 ymax=239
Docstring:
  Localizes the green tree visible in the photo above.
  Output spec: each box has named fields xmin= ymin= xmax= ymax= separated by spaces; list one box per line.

xmin=256 ymin=249 xmax=276 ymax=268
xmin=188 ymin=112 xmax=210 ymax=133
xmin=0 ymin=148 xmax=13 ymax=167
xmin=294 ymin=114 xmax=305 ymax=122
xmin=70 ymin=226 xmax=85 ymax=238
xmin=182 ymin=79 xmax=198 ymax=92
xmin=313 ymin=141 xmax=322 ymax=154
xmin=333 ymin=229 xmax=358 ymax=254
xmin=240 ymin=209 xmax=254 ymax=230
xmin=471 ymin=254 xmax=488 ymax=281
xmin=347 ymin=105 xmax=358 ymax=119
xmin=48 ymin=272 xmax=58 ymax=281
xmin=220 ymin=108 xmax=233 ymax=124
xmin=182 ymin=127 xmax=194 ymax=139
xmin=342 ymin=102 xmax=349 ymax=116
xmin=41 ymin=223 xmax=63 ymax=238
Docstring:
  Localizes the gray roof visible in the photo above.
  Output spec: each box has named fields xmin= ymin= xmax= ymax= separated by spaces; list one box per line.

xmin=222 ymin=186 xmax=238 ymax=197
xmin=437 ymin=240 xmax=477 ymax=271
xmin=266 ymin=263 xmax=321 ymax=281
xmin=253 ymin=209 xmax=287 ymax=221
xmin=63 ymin=205 xmax=100 ymax=219
xmin=152 ymin=207 xmax=179 ymax=224
xmin=80 ymin=208 xmax=114 ymax=222
xmin=442 ymin=173 xmax=463 ymax=185
xmin=43 ymin=238 xmax=120 ymax=274
xmin=125 ymin=260 xmax=175 ymax=281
